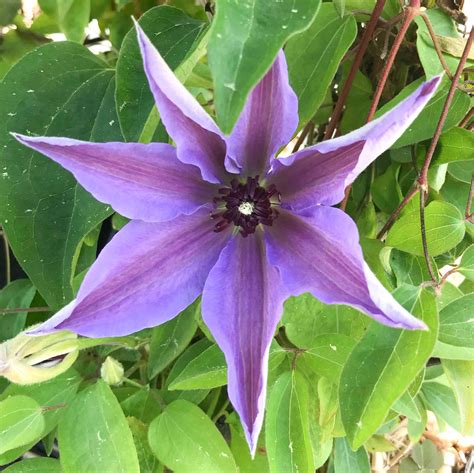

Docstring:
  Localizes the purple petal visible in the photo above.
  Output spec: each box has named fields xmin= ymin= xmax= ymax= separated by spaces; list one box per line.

xmin=269 ymin=76 xmax=441 ymax=210
xmin=225 ymin=51 xmax=298 ymax=176
xmin=202 ymin=231 xmax=287 ymax=454
xmin=265 ymin=207 xmax=427 ymax=330
xmin=12 ymin=134 xmax=215 ymax=222
xmin=31 ymin=209 xmax=231 ymax=337
xmin=134 ymin=20 xmax=229 ymax=183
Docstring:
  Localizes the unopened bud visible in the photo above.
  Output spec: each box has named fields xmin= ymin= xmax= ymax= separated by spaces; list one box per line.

xmin=100 ymin=356 xmax=124 ymax=386
xmin=0 ymin=327 xmax=79 ymax=385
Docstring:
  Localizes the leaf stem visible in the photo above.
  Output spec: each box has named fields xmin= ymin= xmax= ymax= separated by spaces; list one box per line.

xmin=0 ymin=306 xmax=50 ymax=314
xmin=376 ymin=184 xmax=419 ymax=239
xmin=323 ymin=0 xmax=387 ymax=140
xmin=123 ymin=377 xmax=145 ymax=389
xmin=419 ymin=13 xmax=454 ymax=80
xmin=459 ymin=107 xmax=474 ymax=128
xmin=466 ymin=175 xmax=474 ymax=222
xmin=292 ymin=121 xmax=314 ymax=152
xmin=419 ymin=188 xmax=438 ymax=284
xmin=2 ymin=230 xmax=11 ymax=285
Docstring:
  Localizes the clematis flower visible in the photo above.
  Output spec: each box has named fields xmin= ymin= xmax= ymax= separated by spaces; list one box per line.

xmin=13 ymin=22 xmax=440 ymax=453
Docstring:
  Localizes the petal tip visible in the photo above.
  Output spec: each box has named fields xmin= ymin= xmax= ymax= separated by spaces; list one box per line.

xmin=419 ymin=75 xmax=442 ymax=98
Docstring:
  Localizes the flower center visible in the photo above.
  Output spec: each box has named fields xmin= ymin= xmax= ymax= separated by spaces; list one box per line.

xmin=238 ymin=201 xmax=254 ymax=215
xmin=212 ymin=176 xmax=280 ymax=237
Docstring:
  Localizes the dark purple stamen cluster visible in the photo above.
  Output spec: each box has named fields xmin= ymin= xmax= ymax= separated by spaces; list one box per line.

xmin=212 ymin=176 xmax=280 ymax=237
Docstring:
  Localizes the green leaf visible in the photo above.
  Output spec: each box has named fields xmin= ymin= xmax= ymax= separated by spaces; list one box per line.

xmin=0 ymin=30 xmax=46 ymax=81
xmin=229 ymin=412 xmax=270 ymax=473
xmin=148 ymin=400 xmax=237 ymax=473
xmin=286 ymin=3 xmax=357 ymax=126
xmin=386 ymin=201 xmax=465 ymax=257
xmin=1 ymin=370 xmax=81 ymax=435
xmin=372 ymin=165 xmax=402 ymax=214
xmin=115 ymin=6 xmax=207 ymax=142
xmin=449 ymin=160 xmax=474 ymax=184
xmin=442 ymin=360 xmax=474 ymax=435
xmin=459 ymin=245 xmax=474 ymax=280
xmin=0 ymin=0 xmax=20 ymax=25
xmin=38 ymin=0 xmax=91 ymax=43
xmin=333 ymin=0 xmax=345 ymax=17
xmin=400 ymin=440 xmax=443 ymax=472
xmin=436 ymin=294 xmax=474 ymax=357
xmin=434 ymin=127 xmax=474 ymax=165
xmin=266 ymin=371 xmax=314 ymax=473
xmin=58 ymin=380 xmax=139 ymax=473
xmin=343 ymin=0 xmax=400 ymax=18
xmin=302 ymin=334 xmax=357 ymax=382
xmin=339 ymin=286 xmax=438 ymax=449
xmin=334 ymin=437 xmax=370 ymax=473
xmin=282 ymin=293 xmax=369 ymax=348
xmin=0 ymin=396 xmax=45 ymax=455
xmin=120 ymin=388 xmax=162 ymax=424
xmin=128 ymin=417 xmax=160 ymax=473
xmin=0 ymin=42 xmax=120 ymax=308
xmin=377 ymin=79 xmax=470 ymax=149
xmin=168 ymin=343 xmax=226 ymax=390
xmin=392 ymin=391 xmax=421 ymax=421
xmin=421 ymin=381 xmax=462 ymax=432
xmin=407 ymin=397 xmax=428 ymax=443
xmin=167 ymin=340 xmax=284 ymax=392
xmin=3 ymin=458 xmax=62 ymax=473
xmin=147 ymin=300 xmax=198 ymax=379
xmin=414 ymin=9 xmax=469 ymax=78
xmin=390 ymin=250 xmax=437 ymax=287
xmin=208 ymin=0 xmax=321 ymax=133
xmin=0 ymin=280 xmax=35 ymax=342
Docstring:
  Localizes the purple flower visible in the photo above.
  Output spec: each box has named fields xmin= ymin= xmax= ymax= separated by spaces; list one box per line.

xmin=13 ymin=23 xmax=440 ymax=453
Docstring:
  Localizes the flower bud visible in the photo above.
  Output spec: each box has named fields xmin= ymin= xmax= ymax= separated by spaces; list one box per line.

xmin=0 ymin=327 xmax=79 ymax=385
xmin=100 ymin=356 xmax=124 ymax=386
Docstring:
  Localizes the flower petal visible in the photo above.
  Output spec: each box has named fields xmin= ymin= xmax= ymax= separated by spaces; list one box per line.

xmin=265 ymin=207 xmax=427 ymax=330
xmin=134 ymin=21 xmax=229 ymax=183
xmin=269 ymin=76 xmax=441 ymax=210
xmin=31 ymin=209 xmax=231 ymax=337
xmin=12 ymin=134 xmax=215 ymax=222
xmin=225 ymin=50 xmax=299 ymax=176
xmin=202 ymin=230 xmax=287 ymax=454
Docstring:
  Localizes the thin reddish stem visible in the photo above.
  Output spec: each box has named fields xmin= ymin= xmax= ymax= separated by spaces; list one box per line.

xmin=0 ymin=307 xmax=51 ymax=314
xmin=419 ymin=188 xmax=438 ymax=284
xmin=323 ymin=0 xmax=387 ymax=140
xmin=466 ymin=175 xmax=474 ymax=221
xmin=366 ymin=5 xmax=419 ymax=122
xmin=419 ymin=13 xmax=454 ymax=80
xmin=459 ymin=107 xmax=474 ymax=128
xmin=376 ymin=184 xmax=419 ymax=239
xmin=418 ymin=28 xmax=474 ymax=187
xmin=292 ymin=121 xmax=314 ymax=153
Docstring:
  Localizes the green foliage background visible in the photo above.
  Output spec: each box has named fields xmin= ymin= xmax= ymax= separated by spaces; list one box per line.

xmin=0 ymin=0 xmax=473 ymax=471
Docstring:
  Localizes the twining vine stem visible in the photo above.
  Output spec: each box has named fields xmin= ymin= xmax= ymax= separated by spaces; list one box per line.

xmin=323 ymin=0 xmax=387 ymax=141
xmin=466 ymin=175 xmax=474 ymax=222
xmin=378 ymin=28 xmax=473 ymax=285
